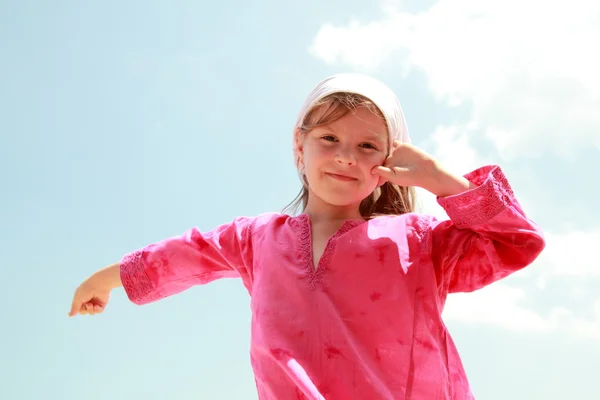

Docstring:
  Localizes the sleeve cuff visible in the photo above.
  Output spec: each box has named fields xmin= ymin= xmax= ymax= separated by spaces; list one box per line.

xmin=120 ymin=249 xmax=155 ymax=305
xmin=437 ymin=165 xmax=516 ymax=228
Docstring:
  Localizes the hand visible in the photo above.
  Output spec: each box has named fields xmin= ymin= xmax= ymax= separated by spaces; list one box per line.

xmin=371 ymin=140 xmax=475 ymax=197
xmin=69 ymin=264 xmax=121 ymax=317
xmin=371 ymin=140 xmax=439 ymax=188
xmin=69 ymin=280 xmax=111 ymax=316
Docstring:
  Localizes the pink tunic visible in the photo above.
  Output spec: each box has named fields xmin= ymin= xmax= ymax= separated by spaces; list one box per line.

xmin=120 ymin=165 xmax=545 ymax=399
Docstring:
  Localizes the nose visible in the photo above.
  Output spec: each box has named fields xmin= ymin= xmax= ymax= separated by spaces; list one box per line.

xmin=335 ymin=147 xmax=357 ymax=166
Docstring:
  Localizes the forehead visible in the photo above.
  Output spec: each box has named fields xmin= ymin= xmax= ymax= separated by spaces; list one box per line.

xmin=326 ymin=106 xmax=388 ymax=141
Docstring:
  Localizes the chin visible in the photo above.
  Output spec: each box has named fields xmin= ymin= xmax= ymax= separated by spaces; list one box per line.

xmin=319 ymin=189 xmax=373 ymax=208
xmin=307 ymin=178 xmax=378 ymax=208
xmin=325 ymin=197 xmax=362 ymax=208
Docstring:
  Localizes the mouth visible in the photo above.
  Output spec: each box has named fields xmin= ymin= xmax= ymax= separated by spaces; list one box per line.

xmin=326 ymin=172 xmax=358 ymax=182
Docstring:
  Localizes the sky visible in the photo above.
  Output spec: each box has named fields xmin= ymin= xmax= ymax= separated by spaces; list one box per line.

xmin=1 ymin=0 xmax=599 ymax=399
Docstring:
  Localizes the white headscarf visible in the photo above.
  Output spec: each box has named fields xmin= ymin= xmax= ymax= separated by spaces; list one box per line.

xmin=293 ymin=73 xmax=410 ymax=167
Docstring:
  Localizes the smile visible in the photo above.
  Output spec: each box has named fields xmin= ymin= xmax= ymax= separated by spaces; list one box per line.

xmin=326 ymin=173 xmax=358 ymax=182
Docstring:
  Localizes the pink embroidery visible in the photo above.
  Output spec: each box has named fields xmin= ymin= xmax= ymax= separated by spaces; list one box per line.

xmin=292 ymin=214 xmax=364 ymax=290
xmin=438 ymin=166 xmax=515 ymax=228
xmin=120 ymin=250 xmax=162 ymax=304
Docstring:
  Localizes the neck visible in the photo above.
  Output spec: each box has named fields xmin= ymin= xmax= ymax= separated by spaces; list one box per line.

xmin=303 ymin=193 xmax=364 ymax=223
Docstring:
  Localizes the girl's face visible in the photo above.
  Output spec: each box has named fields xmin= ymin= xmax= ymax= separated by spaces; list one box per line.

xmin=297 ymin=106 xmax=388 ymax=216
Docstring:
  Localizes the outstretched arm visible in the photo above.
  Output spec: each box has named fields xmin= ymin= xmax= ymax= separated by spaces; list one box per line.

xmin=69 ymin=215 xmax=256 ymax=316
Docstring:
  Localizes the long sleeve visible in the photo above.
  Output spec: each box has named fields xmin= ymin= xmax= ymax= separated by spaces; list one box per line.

xmin=119 ymin=216 xmax=256 ymax=305
xmin=427 ymin=165 xmax=545 ymax=300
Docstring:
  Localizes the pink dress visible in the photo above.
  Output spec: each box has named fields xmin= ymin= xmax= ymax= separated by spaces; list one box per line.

xmin=120 ymin=165 xmax=545 ymax=399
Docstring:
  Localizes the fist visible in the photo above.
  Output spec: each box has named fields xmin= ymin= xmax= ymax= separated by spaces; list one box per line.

xmin=371 ymin=140 xmax=439 ymax=189
xmin=69 ymin=280 xmax=111 ymax=317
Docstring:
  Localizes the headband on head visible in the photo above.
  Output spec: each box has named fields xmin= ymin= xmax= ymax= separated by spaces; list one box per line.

xmin=293 ymin=73 xmax=410 ymax=167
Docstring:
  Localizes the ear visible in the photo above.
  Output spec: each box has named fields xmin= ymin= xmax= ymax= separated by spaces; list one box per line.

xmin=294 ymin=128 xmax=305 ymax=164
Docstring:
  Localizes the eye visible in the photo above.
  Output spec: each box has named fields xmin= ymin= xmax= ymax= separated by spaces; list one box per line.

xmin=321 ymin=135 xmax=338 ymax=142
xmin=360 ymin=143 xmax=378 ymax=150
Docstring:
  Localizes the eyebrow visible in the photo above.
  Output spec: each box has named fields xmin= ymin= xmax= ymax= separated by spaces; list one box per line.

xmin=362 ymin=131 xmax=387 ymax=143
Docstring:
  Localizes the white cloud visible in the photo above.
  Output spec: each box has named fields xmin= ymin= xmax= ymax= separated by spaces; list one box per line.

xmin=563 ymin=300 xmax=600 ymax=340
xmin=444 ymin=284 xmax=600 ymax=340
xmin=536 ymin=231 xmax=600 ymax=278
xmin=443 ymin=284 xmax=553 ymax=333
xmin=309 ymin=0 xmax=600 ymax=158
xmin=426 ymin=124 xmax=493 ymax=174
xmin=310 ymin=21 xmax=403 ymax=71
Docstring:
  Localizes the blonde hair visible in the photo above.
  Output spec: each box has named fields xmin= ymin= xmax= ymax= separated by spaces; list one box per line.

xmin=284 ymin=92 xmax=416 ymax=219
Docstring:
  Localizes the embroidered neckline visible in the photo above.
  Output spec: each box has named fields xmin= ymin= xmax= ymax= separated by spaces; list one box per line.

xmin=291 ymin=214 xmax=365 ymax=290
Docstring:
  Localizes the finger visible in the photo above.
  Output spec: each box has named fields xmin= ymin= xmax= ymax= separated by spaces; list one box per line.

xmin=371 ymin=166 xmax=397 ymax=180
xmin=88 ymin=303 xmax=102 ymax=315
xmin=69 ymin=294 xmax=83 ymax=317
xmin=372 ymin=165 xmax=411 ymax=183
xmin=389 ymin=139 xmax=404 ymax=153
xmin=69 ymin=300 xmax=80 ymax=317
xmin=79 ymin=303 xmax=90 ymax=315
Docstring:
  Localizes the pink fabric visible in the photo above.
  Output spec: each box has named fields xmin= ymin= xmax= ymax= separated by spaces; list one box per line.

xmin=120 ymin=165 xmax=545 ymax=399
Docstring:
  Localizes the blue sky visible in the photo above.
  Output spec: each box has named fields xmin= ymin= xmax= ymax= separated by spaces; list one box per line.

xmin=2 ymin=1 xmax=599 ymax=399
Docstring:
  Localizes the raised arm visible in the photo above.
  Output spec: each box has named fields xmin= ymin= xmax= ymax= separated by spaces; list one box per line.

xmin=427 ymin=165 xmax=545 ymax=300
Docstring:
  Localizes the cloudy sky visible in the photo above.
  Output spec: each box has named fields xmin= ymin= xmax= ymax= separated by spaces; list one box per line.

xmin=2 ymin=0 xmax=598 ymax=399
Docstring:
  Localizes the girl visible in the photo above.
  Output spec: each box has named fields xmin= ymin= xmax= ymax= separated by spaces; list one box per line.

xmin=69 ymin=73 xmax=545 ymax=399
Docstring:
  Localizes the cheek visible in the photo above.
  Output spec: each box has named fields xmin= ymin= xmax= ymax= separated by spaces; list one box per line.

xmin=360 ymin=152 xmax=386 ymax=168
xmin=360 ymin=153 xmax=386 ymax=184
xmin=304 ymin=143 xmax=331 ymax=165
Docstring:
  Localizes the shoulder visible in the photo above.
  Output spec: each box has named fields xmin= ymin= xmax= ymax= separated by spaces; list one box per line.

xmin=235 ymin=212 xmax=298 ymax=234
xmin=368 ymin=212 xmax=439 ymax=233
xmin=362 ymin=213 xmax=440 ymax=258
xmin=365 ymin=213 xmax=443 ymax=250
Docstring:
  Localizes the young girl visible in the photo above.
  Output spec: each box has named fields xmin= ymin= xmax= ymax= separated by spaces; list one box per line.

xmin=69 ymin=73 xmax=545 ymax=399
